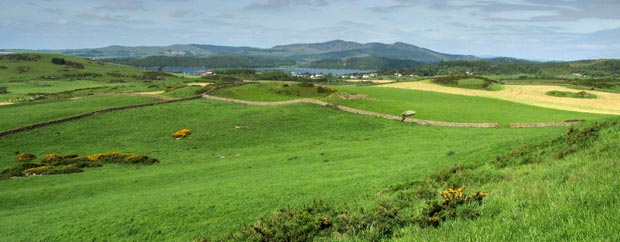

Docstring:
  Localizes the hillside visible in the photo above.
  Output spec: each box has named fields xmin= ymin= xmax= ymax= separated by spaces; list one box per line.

xmin=1 ymin=40 xmax=477 ymax=63
xmin=105 ymin=56 xmax=296 ymax=68
xmin=2 ymin=53 xmax=619 ymax=241
xmin=0 ymin=53 xmax=212 ymax=104
xmin=308 ymin=56 xmax=423 ymax=70
xmin=386 ymin=59 xmax=620 ymax=82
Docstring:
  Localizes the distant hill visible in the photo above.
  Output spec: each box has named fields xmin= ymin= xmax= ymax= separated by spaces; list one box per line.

xmin=384 ymin=59 xmax=620 ymax=80
xmin=1 ymin=40 xmax=479 ymax=64
xmin=106 ymin=55 xmax=296 ymax=68
xmin=308 ymin=56 xmax=423 ymax=70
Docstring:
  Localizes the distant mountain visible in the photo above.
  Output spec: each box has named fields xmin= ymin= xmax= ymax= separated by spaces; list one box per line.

xmin=106 ymin=55 xmax=296 ymax=68
xmin=308 ymin=56 xmax=424 ymax=70
xmin=1 ymin=40 xmax=479 ymax=64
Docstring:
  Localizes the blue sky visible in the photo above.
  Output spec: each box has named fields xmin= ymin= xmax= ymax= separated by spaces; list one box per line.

xmin=1 ymin=0 xmax=620 ymax=60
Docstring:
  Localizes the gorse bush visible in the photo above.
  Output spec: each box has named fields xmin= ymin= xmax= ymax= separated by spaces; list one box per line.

xmin=415 ymin=187 xmax=488 ymax=228
xmin=173 ymin=129 xmax=191 ymax=139
xmin=1 ymin=152 xmax=159 ymax=179
xmin=16 ymin=152 xmax=36 ymax=162
xmin=223 ymin=185 xmax=488 ymax=241
xmin=317 ymin=86 xmax=337 ymax=94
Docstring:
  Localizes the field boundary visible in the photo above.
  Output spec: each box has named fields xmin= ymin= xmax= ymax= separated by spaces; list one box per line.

xmin=202 ymin=94 xmax=500 ymax=128
xmin=510 ymin=121 xmax=584 ymax=128
xmin=0 ymin=82 xmax=251 ymax=138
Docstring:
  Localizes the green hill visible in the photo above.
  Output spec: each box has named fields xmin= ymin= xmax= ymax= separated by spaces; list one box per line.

xmin=1 ymin=54 xmax=619 ymax=241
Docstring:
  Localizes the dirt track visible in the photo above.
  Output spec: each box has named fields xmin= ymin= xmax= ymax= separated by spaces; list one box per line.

xmin=381 ymin=81 xmax=620 ymax=115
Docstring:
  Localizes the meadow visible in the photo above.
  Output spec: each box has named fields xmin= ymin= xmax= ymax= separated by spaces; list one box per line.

xmin=1 ymin=54 xmax=619 ymax=241
xmin=212 ymin=83 xmax=612 ymax=126
xmin=0 ymin=97 xmax=577 ymax=241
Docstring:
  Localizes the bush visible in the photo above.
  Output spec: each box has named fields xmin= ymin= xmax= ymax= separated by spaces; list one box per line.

xmin=317 ymin=86 xmax=337 ymax=94
xmin=230 ymin=201 xmax=338 ymax=241
xmin=65 ymin=61 xmax=85 ymax=69
xmin=0 ymin=53 xmax=41 ymax=61
xmin=23 ymin=166 xmax=50 ymax=176
xmin=41 ymin=154 xmax=63 ymax=165
xmin=17 ymin=152 xmax=36 ymax=162
xmin=0 ymin=86 xmax=7 ymax=94
xmin=415 ymin=187 xmax=488 ymax=228
xmin=17 ymin=66 xmax=30 ymax=73
xmin=173 ymin=129 xmax=191 ymax=139
xmin=51 ymin=58 xmax=66 ymax=65
xmin=1 ymin=152 xmax=159 ymax=179
xmin=56 ymin=165 xmax=84 ymax=174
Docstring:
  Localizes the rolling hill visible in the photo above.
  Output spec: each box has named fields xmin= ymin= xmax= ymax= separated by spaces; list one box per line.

xmin=1 ymin=40 xmax=478 ymax=63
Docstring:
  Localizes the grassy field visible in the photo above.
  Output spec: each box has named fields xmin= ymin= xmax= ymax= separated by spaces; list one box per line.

xmin=212 ymin=81 xmax=333 ymax=101
xmin=0 ymin=53 xmax=201 ymax=103
xmin=0 ymin=98 xmax=573 ymax=241
xmin=0 ymin=95 xmax=159 ymax=131
xmin=383 ymin=80 xmax=620 ymax=115
xmin=212 ymin=83 xmax=611 ymax=126
xmin=2 ymin=55 xmax=619 ymax=241
xmin=395 ymin=121 xmax=620 ymax=241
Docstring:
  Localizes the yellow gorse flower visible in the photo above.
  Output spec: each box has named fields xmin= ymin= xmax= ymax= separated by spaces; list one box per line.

xmin=172 ymin=128 xmax=191 ymax=138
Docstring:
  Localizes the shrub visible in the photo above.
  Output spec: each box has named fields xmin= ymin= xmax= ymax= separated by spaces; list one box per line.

xmin=317 ymin=86 xmax=337 ymax=94
xmin=17 ymin=66 xmax=30 ymax=73
xmin=0 ymin=86 xmax=7 ymax=94
xmin=173 ymin=129 xmax=191 ymax=139
xmin=41 ymin=154 xmax=63 ymax=165
xmin=123 ymin=155 xmax=159 ymax=165
xmin=65 ymin=61 xmax=85 ymax=69
xmin=0 ymin=65 xmax=8 ymax=69
xmin=23 ymin=166 xmax=49 ymax=176
xmin=415 ymin=187 xmax=488 ymax=228
xmin=230 ymin=201 xmax=338 ymax=241
xmin=17 ymin=152 xmax=36 ymax=162
xmin=51 ymin=58 xmax=66 ymax=65
xmin=56 ymin=165 xmax=84 ymax=174
xmin=297 ymin=82 xmax=315 ymax=88
xmin=1 ymin=53 xmax=41 ymax=61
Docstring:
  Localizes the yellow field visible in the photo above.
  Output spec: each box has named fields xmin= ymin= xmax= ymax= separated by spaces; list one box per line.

xmin=381 ymin=80 xmax=620 ymax=115
xmin=346 ymin=79 xmax=395 ymax=84
xmin=187 ymin=82 xmax=212 ymax=86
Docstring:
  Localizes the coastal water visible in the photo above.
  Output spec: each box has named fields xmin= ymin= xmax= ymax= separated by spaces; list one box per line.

xmin=146 ymin=67 xmax=372 ymax=75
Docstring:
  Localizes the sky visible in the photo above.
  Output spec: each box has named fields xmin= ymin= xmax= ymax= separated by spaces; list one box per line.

xmin=1 ymin=0 xmax=620 ymax=61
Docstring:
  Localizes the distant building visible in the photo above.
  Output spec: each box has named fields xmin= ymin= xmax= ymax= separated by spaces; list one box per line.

xmin=202 ymin=71 xmax=214 ymax=76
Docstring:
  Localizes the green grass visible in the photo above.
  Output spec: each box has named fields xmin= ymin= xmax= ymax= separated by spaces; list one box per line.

xmin=212 ymin=82 xmax=331 ymax=101
xmin=0 ymin=53 xmax=193 ymax=102
xmin=395 ymin=121 xmax=620 ymax=241
xmin=213 ymin=83 xmax=611 ymax=126
xmin=546 ymin=90 xmax=597 ymax=99
xmin=433 ymin=76 xmax=502 ymax=91
xmin=2 ymin=61 xmax=619 ymax=241
xmin=0 ymin=95 xmax=159 ymax=131
xmin=0 ymin=98 xmax=570 ymax=241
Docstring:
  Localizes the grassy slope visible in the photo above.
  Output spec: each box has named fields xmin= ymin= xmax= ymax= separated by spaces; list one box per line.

xmin=212 ymin=82 xmax=331 ymax=101
xmin=396 ymin=121 xmax=620 ymax=241
xmin=0 ymin=99 xmax=568 ymax=241
xmin=0 ymin=53 xmax=194 ymax=102
xmin=0 ymin=96 xmax=159 ymax=131
xmin=212 ymin=84 xmax=611 ymax=125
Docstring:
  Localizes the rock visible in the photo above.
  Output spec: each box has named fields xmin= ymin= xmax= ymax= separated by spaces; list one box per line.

xmin=402 ymin=110 xmax=416 ymax=116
